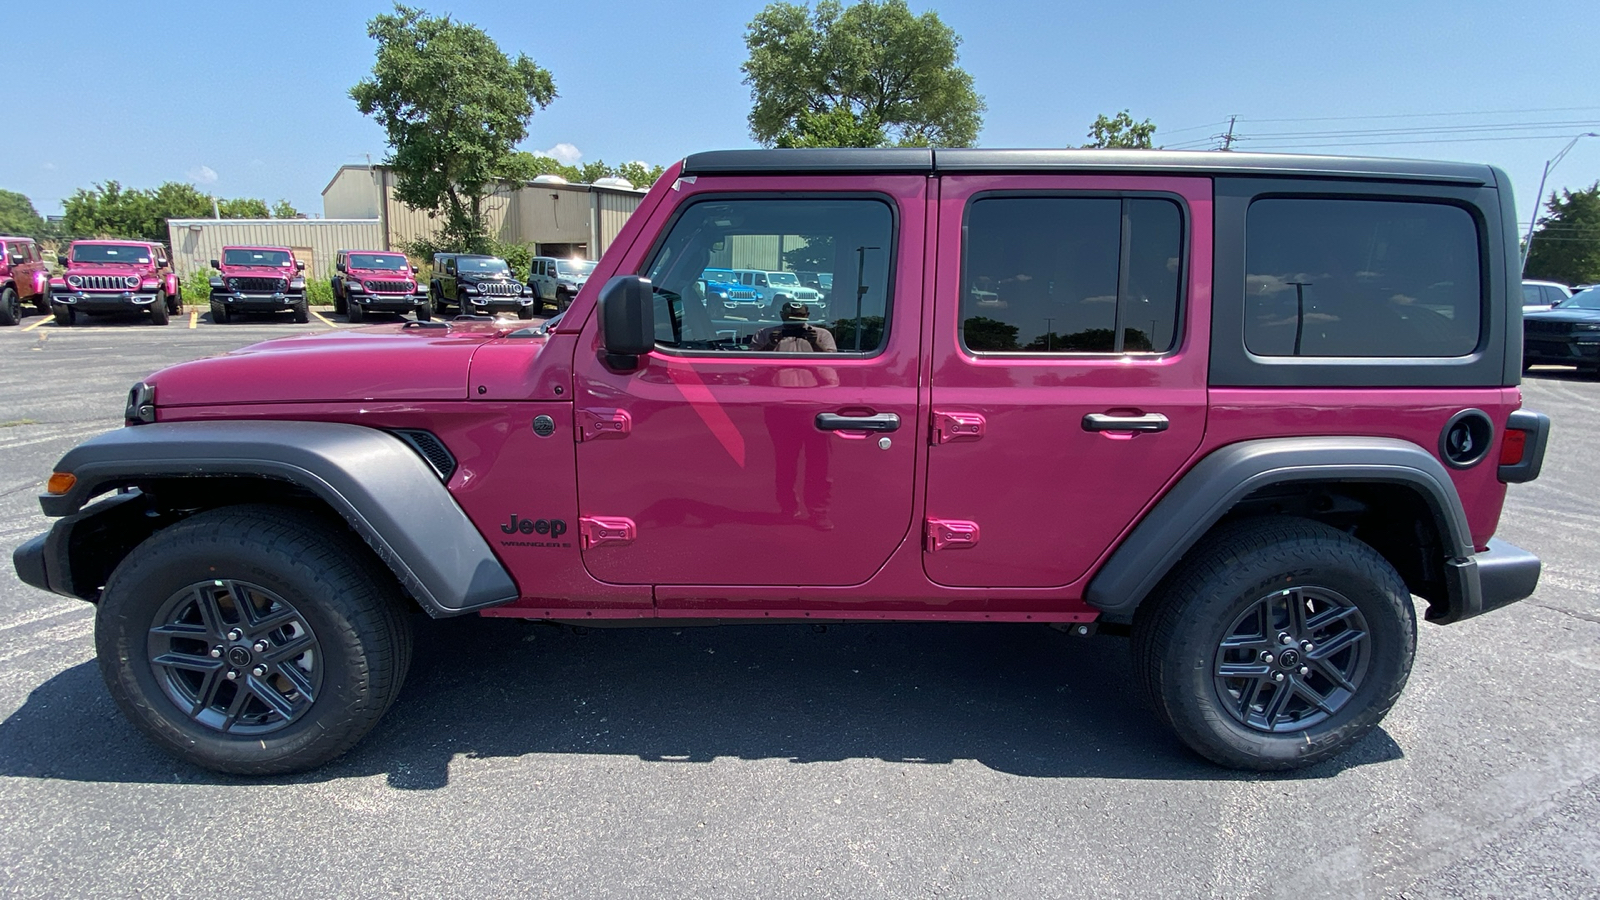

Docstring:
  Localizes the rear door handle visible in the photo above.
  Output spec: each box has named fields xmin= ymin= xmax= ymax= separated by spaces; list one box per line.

xmin=1082 ymin=412 xmax=1169 ymax=433
xmin=816 ymin=412 xmax=901 ymax=433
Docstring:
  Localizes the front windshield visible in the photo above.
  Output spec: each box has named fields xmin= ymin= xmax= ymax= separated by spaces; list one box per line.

xmin=458 ymin=257 xmax=510 ymax=274
xmin=556 ymin=259 xmax=596 ymax=277
xmin=767 ymin=271 xmax=800 ymax=285
xmin=349 ymin=253 xmax=408 ymax=270
xmin=223 ymin=249 xmax=292 ymax=267
xmin=702 ymin=269 xmax=734 ymax=284
xmin=72 ymin=244 xmax=150 ymax=264
xmin=1563 ymin=287 xmax=1600 ymax=310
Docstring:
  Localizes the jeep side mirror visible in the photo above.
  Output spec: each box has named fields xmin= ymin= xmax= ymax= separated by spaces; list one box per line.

xmin=58 ymin=254 xmax=68 ymax=266
xmin=599 ymin=275 xmax=655 ymax=366
xmin=296 ymin=260 xmax=306 ymax=272
xmin=336 ymin=262 xmax=345 ymax=272
xmin=411 ymin=265 xmax=419 ymax=274
xmin=210 ymin=259 xmax=219 ymax=269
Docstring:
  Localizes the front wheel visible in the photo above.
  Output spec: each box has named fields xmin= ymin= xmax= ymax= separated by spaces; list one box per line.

xmin=95 ymin=505 xmax=413 ymax=774
xmin=517 ymin=305 xmax=534 ymax=320
xmin=0 ymin=287 xmax=18 ymax=326
xmin=1132 ymin=517 xmax=1416 ymax=771
xmin=346 ymin=301 xmax=364 ymax=323
xmin=149 ymin=292 xmax=169 ymax=325
xmin=52 ymin=303 xmax=73 ymax=326
xmin=291 ymin=299 xmax=310 ymax=324
xmin=415 ymin=303 xmax=431 ymax=322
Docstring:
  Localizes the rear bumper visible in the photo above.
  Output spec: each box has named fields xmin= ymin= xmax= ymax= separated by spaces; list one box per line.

xmin=1436 ymin=539 xmax=1541 ymax=624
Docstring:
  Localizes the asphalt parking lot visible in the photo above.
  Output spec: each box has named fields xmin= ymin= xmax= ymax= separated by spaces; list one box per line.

xmin=1 ymin=312 xmax=1598 ymax=899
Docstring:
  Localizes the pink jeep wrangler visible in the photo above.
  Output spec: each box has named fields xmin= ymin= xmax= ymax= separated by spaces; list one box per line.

xmin=13 ymin=149 xmax=1549 ymax=775
xmin=208 ymin=245 xmax=308 ymax=324
xmin=49 ymin=240 xmax=183 ymax=326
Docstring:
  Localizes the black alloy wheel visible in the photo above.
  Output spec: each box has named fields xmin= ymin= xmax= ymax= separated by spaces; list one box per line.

xmin=1212 ymin=586 xmax=1371 ymax=733
xmin=147 ymin=579 xmax=322 ymax=735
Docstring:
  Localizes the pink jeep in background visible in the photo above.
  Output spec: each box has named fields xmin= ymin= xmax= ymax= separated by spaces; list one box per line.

xmin=0 ymin=235 xmax=52 ymax=325
xmin=13 ymin=149 xmax=1549 ymax=776
xmin=208 ymin=245 xmax=308 ymax=323
xmin=49 ymin=240 xmax=182 ymax=326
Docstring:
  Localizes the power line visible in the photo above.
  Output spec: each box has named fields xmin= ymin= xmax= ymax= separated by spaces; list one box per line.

xmin=1233 ymin=105 xmax=1600 ymax=124
xmin=1242 ymin=119 xmax=1600 ymax=140
xmin=1238 ymin=133 xmax=1600 ymax=149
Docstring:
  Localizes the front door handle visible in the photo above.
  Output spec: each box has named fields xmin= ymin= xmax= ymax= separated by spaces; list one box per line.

xmin=816 ymin=412 xmax=901 ymax=433
xmin=1082 ymin=412 xmax=1169 ymax=433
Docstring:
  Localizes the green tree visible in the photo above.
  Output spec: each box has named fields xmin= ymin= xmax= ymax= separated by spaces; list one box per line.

xmin=743 ymin=0 xmax=984 ymax=148
xmin=1524 ymin=183 xmax=1600 ymax=286
xmin=216 ymin=197 xmax=271 ymax=218
xmin=351 ymin=4 xmax=557 ymax=252
xmin=775 ymin=107 xmax=887 ymax=149
xmin=612 ymin=161 xmax=665 ymax=190
xmin=1085 ymin=110 xmax=1157 ymax=149
xmin=0 ymin=190 xmax=45 ymax=237
xmin=63 ymin=181 xmax=212 ymax=243
xmin=272 ymin=199 xmax=300 ymax=218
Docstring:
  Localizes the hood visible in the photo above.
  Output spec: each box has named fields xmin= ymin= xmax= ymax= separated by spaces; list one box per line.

xmin=66 ymin=262 xmax=151 ymax=275
xmin=349 ymin=267 xmax=413 ymax=279
xmin=1526 ymin=307 xmax=1600 ymax=323
xmin=220 ymin=264 xmax=296 ymax=277
xmin=147 ymin=321 xmax=531 ymax=406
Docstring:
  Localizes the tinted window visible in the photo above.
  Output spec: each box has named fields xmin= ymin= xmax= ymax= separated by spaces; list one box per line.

xmin=961 ymin=197 xmax=1183 ymax=353
xmin=1542 ymin=285 xmax=1567 ymax=305
xmin=643 ymin=198 xmax=894 ymax=354
xmin=1522 ymin=284 xmax=1543 ymax=306
xmin=1245 ymin=199 xmax=1480 ymax=357
xmin=74 ymin=244 xmax=153 ymax=264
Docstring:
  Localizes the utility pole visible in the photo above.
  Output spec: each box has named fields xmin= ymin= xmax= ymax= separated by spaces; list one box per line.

xmin=1522 ymin=132 xmax=1598 ymax=275
xmin=1219 ymin=116 xmax=1238 ymax=151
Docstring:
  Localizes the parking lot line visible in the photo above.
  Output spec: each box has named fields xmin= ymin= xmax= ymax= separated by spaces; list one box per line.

xmin=312 ymin=310 xmax=335 ymax=328
xmin=22 ymin=316 xmax=49 ymax=332
xmin=188 ymin=310 xmax=198 ymax=329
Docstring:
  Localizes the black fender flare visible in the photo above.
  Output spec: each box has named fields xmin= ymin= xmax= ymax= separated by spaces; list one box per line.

xmin=37 ymin=421 xmax=519 ymax=617
xmin=1085 ymin=436 xmax=1475 ymax=623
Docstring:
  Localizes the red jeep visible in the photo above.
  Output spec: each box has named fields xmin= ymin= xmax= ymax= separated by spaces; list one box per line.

xmin=13 ymin=149 xmax=1549 ymax=775
xmin=49 ymin=240 xmax=182 ymax=326
xmin=0 ymin=235 xmax=51 ymax=325
xmin=208 ymin=246 xmax=307 ymax=324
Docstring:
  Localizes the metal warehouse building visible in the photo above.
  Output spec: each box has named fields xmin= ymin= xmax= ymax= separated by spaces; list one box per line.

xmin=166 ymin=165 xmax=647 ymax=278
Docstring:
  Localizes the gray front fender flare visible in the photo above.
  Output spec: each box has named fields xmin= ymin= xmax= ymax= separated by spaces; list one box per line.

xmin=41 ymin=421 xmax=518 ymax=617
xmin=1085 ymin=436 xmax=1475 ymax=622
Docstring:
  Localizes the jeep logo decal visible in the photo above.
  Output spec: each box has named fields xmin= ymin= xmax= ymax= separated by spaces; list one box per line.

xmin=501 ymin=515 xmax=568 ymax=537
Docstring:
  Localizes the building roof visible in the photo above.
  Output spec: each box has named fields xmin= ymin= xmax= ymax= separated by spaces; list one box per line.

xmin=322 ymin=163 xmax=647 ymax=198
xmin=678 ymin=148 xmax=1496 ymax=185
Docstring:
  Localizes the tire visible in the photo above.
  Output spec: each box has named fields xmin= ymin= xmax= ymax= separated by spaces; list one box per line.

xmin=1132 ymin=516 xmax=1416 ymax=771
xmin=34 ymin=289 xmax=51 ymax=313
xmin=430 ymin=283 xmax=448 ymax=314
xmin=346 ymin=301 xmax=364 ymax=324
xmin=170 ymin=287 xmax=184 ymax=315
xmin=94 ymin=504 xmax=413 ymax=775
xmin=331 ymin=280 xmax=346 ymax=315
xmin=0 ymin=287 xmax=18 ymax=326
xmin=415 ymin=304 xmax=431 ymax=322
xmin=556 ymin=288 xmax=571 ymax=313
xmin=210 ymin=302 xmax=230 ymax=324
xmin=517 ymin=305 xmax=535 ymax=320
xmin=149 ymin=293 xmax=169 ymax=325
xmin=292 ymin=299 xmax=310 ymax=324
xmin=52 ymin=303 xmax=73 ymax=326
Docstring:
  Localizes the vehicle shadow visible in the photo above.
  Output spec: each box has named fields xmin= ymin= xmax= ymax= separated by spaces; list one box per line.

xmin=0 ymin=618 xmax=1402 ymax=789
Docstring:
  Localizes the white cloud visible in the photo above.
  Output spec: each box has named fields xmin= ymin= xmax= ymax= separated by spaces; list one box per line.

xmin=542 ymin=143 xmax=582 ymax=165
xmin=42 ymin=162 xmax=57 ymax=171
xmin=187 ymin=165 xmax=218 ymax=185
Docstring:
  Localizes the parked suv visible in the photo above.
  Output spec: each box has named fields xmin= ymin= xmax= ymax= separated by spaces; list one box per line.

xmin=208 ymin=246 xmax=307 ymax=324
xmin=700 ymin=266 xmax=763 ymax=313
xmin=1521 ymin=279 xmax=1571 ymax=313
xmin=430 ymin=253 xmax=535 ymax=318
xmin=528 ymin=256 xmax=596 ymax=314
xmin=13 ymin=149 xmax=1549 ymax=776
xmin=0 ymin=236 xmax=51 ymax=325
xmin=50 ymin=240 xmax=182 ymax=326
xmin=1523 ymin=285 xmax=1600 ymax=374
xmin=732 ymin=268 xmax=825 ymax=319
xmin=331 ymin=249 xmax=430 ymax=322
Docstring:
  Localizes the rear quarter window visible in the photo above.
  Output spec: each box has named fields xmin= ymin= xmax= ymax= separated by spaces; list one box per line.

xmin=1244 ymin=198 xmax=1481 ymax=358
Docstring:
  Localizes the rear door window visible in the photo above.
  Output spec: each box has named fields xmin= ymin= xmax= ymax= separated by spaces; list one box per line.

xmin=1245 ymin=198 xmax=1481 ymax=358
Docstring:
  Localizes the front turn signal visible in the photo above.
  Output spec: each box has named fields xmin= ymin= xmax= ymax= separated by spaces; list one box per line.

xmin=46 ymin=472 xmax=76 ymax=495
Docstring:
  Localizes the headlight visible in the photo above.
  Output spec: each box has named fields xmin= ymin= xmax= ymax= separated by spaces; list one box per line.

xmin=124 ymin=275 xmax=141 ymax=289
xmin=66 ymin=275 xmax=82 ymax=288
xmin=227 ymin=278 xmax=239 ymax=290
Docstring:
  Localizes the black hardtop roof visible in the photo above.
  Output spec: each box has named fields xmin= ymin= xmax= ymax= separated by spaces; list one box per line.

xmin=680 ymin=148 xmax=1496 ymax=185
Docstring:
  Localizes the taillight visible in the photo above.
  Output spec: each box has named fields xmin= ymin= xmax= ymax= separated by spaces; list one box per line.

xmin=1498 ymin=428 xmax=1527 ymax=466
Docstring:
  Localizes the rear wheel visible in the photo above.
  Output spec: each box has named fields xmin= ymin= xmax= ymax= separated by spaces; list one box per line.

xmin=95 ymin=505 xmax=412 ymax=775
xmin=1132 ymin=517 xmax=1416 ymax=771
xmin=149 ymin=292 xmax=169 ymax=325
xmin=0 ymin=287 xmax=18 ymax=326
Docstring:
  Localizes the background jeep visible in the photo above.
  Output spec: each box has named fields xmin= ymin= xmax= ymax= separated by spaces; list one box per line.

xmin=430 ymin=252 xmax=534 ymax=318
xmin=49 ymin=240 xmax=182 ymax=326
xmin=331 ymin=249 xmax=429 ymax=323
xmin=527 ymin=256 xmax=596 ymax=314
xmin=208 ymin=246 xmax=307 ymax=324
xmin=0 ymin=235 xmax=51 ymax=325
xmin=731 ymin=268 xmax=825 ymax=319
xmin=12 ymin=148 xmax=1550 ymax=776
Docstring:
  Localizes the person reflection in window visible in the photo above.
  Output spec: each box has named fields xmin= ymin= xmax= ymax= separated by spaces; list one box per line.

xmin=757 ymin=301 xmax=837 ymax=529
xmin=753 ymin=301 xmax=837 ymax=353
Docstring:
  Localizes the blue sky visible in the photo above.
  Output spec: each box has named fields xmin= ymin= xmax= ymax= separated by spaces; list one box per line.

xmin=8 ymin=0 xmax=1599 ymax=231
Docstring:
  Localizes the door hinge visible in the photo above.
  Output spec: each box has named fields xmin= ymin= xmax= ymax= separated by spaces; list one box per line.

xmin=576 ymin=408 xmax=632 ymax=442
xmin=931 ymin=411 xmax=985 ymax=444
xmin=579 ymin=516 xmax=637 ymax=549
xmin=925 ymin=518 xmax=980 ymax=552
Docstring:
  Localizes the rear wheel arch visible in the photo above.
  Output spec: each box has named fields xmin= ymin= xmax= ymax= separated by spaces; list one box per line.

xmin=1086 ymin=437 xmax=1474 ymax=625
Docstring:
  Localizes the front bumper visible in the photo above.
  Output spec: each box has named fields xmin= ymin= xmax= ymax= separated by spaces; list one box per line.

xmin=52 ymin=289 xmax=160 ymax=313
xmin=1524 ymin=335 xmax=1600 ymax=365
xmin=1436 ymin=539 xmax=1541 ymax=624
xmin=210 ymin=291 xmax=305 ymax=312
xmin=352 ymin=293 xmax=428 ymax=312
xmin=464 ymin=295 xmax=534 ymax=312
